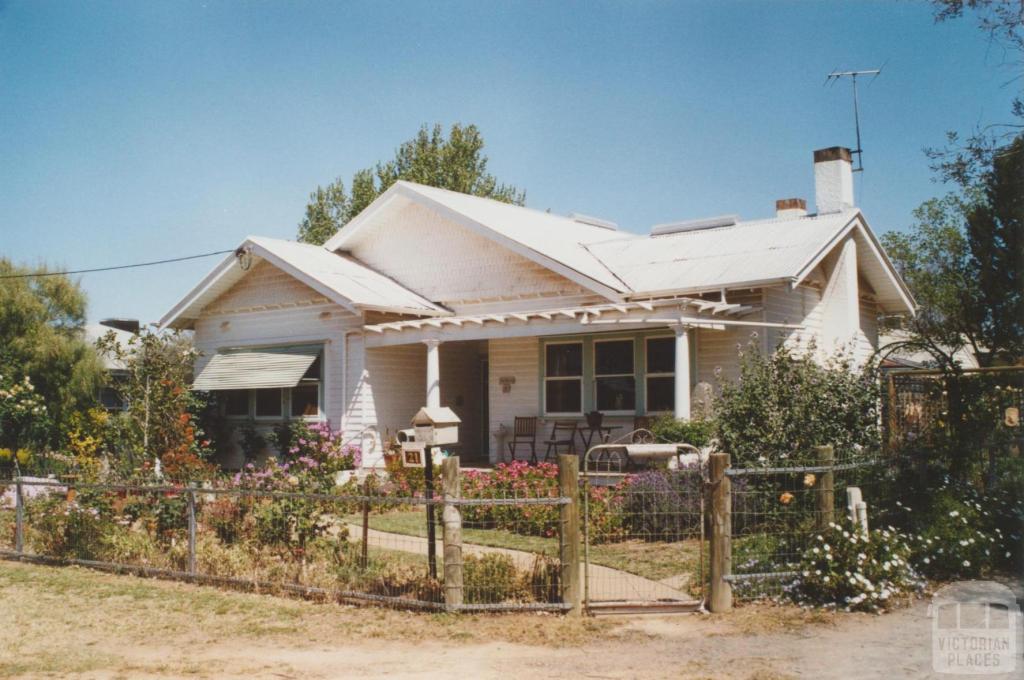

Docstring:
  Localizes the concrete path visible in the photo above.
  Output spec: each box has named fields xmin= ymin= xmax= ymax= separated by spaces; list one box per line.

xmin=344 ymin=523 xmax=692 ymax=603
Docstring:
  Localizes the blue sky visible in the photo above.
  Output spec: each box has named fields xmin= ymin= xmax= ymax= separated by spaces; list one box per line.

xmin=1 ymin=1 xmax=1016 ymax=324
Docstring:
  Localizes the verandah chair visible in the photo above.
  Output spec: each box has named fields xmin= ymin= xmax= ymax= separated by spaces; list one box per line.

xmin=507 ymin=416 xmax=538 ymax=463
xmin=543 ymin=420 xmax=577 ymax=462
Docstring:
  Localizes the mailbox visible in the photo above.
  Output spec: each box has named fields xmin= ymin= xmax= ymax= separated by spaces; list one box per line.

xmin=411 ymin=406 xmax=461 ymax=446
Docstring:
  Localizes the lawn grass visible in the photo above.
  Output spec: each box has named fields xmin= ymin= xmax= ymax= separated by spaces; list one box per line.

xmin=347 ymin=510 xmax=705 ymax=583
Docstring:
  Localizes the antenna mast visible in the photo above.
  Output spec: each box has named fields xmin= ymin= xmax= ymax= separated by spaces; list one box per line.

xmin=825 ymin=67 xmax=882 ymax=172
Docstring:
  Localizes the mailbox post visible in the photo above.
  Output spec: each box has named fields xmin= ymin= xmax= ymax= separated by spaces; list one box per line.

xmin=410 ymin=407 xmax=461 ymax=582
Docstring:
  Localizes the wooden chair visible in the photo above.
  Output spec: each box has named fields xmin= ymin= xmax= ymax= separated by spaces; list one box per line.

xmin=507 ymin=417 xmax=538 ymax=463
xmin=632 ymin=416 xmax=655 ymax=443
xmin=543 ymin=420 xmax=577 ymax=462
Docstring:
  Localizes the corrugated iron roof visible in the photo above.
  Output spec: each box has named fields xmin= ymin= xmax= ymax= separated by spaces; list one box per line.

xmin=325 ymin=181 xmax=636 ymax=296
xmin=159 ymin=236 xmax=448 ymax=329
xmin=589 ymin=211 xmax=859 ymax=295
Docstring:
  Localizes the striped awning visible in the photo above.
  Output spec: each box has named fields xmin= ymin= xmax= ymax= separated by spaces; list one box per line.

xmin=192 ymin=346 xmax=320 ymax=391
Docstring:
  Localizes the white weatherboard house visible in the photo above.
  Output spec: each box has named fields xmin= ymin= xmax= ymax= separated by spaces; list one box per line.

xmin=161 ymin=147 xmax=914 ymax=469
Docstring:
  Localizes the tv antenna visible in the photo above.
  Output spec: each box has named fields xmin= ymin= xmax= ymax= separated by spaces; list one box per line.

xmin=825 ymin=67 xmax=883 ymax=172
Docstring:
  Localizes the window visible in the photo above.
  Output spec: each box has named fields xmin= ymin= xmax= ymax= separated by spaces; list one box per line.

xmin=254 ymin=389 xmax=283 ymax=417
xmin=646 ymin=336 xmax=675 ymax=413
xmin=222 ymin=389 xmax=249 ymax=417
xmin=594 ymin=339 xmax=635 ymax=412
xmin=544 ymin=342 xmax=582 ymax=414
xmin=291 ymin=355 xmax=322 ymax=418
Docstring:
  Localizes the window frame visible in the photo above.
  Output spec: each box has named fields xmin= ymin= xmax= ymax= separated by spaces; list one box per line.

xmin=592 ymin=337 xmax=636 ymax=415
xmin=644 ymin=334 xmax=675 ymax=415
xmin=216 ymin=344 xmax=326 ymax=422
xmin=543 ymin=340 xmax=584 ymax=417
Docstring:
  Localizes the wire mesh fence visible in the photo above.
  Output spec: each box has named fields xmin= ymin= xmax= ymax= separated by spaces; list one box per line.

xmin=580 ymin=450 xmax=707 ymax=609
xmin=0 ymin=476 xmax=571 ymax=612
xmin=725 ymin=450 xmax=885 ymax=599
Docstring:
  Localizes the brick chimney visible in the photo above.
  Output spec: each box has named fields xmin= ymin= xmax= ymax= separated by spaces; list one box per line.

xmin=813 ymin=146 xmax=854 ymax=214
xmin=775 ymin=198 xmax=807 ymax=219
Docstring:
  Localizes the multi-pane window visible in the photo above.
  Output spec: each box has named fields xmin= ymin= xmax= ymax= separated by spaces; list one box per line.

xmin=645 ymin=336 xmax=675 ymax=413
xmin=291 ymin=356 xmax=322 ymax=417
xmin=220 ymin=350 xmax=322 ymax=420
xmin=254 ymin=389 xmax=283 ymax=418
xmin=594 ymin=339 xmax=635 ymax=412
xmin=545 ymin=342 xmax=583 ymax=414
xmin=223 ymin=389 xmax=249 ymax=417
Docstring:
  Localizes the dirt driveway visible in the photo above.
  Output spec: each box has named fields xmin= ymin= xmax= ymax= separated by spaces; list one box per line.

xmin=2 ymin=561 xmax=1021 ymax=679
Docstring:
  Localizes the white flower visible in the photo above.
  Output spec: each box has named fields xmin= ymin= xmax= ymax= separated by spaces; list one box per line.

xmin=962 ymin=560 xmax=971 ymax=568
xmin=949 ymin=510 xmax=960 ymax=518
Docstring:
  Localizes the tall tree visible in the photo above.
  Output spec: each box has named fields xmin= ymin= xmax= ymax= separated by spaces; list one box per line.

xmin=963 ymin=133 xmax=1024 ymax=364
xmin=926 ymin=1 xmax=1023 ymax=185
xmin=0 ymin=260 xmax=104 ymax=449
xmin=882 ymin=133 xmax=1024 ymax=368
xmin=297 ymin=123 xmax=525 ymax=245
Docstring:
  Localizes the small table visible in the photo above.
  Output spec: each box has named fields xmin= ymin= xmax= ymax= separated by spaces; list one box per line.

xmin=578 ymin=425 xmax=622 ymax=451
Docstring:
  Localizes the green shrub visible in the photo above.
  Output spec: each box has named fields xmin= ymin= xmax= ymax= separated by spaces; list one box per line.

xmin=714 ymin=346 xmax=879 ymax=465
xmin=786 ymin=521 xmax=922 ymax=612
xmin=649 ymin=415 xmax=714 ymax=448
xmin=463 ymin=553 xmax=527 ymax=604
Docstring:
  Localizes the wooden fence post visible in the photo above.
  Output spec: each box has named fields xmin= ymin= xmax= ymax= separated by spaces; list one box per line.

xmin=557 ymin=453 xmax=582 ymax=616
xmin=709 ymin=452 xmax=732 ymax=613
xmin=441 ymin=456 xmax=463 ymax=611
xmin=186 ymin=484 xmax=197 ymax=577
xmin=361 ymin=477 xmax=371 ymax=570
xmin=815 ymin=445 xmax=835 ymax=530
xmin=14 ymin=476 xmax=24 ymax=555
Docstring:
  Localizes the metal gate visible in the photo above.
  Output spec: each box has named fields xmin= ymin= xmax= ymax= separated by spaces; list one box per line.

xmin=581 ymin=443 xmax=707 ymax=614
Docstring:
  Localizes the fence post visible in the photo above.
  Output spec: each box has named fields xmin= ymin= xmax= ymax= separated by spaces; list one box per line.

xmin=815 ymin=445 xmax=835 ymax=530
xmin=709 ymin=452 xmax=732 ymax=613
xmin=14 ymin=476 xmax=24 ymax=555
xmin=186 ymin=483 xmax=197 ymax=577
xmin=441 ymin=456 xmax=463 ymax=611
xmin=557 ymin=453 xmax=581 ymax=616
xmin=361 ymin=477 xmax=371 ymax=570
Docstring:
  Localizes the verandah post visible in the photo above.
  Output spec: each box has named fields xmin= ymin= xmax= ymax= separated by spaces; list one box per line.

xmin=441 ymin=456 xmax=463 ymax=610
xmin=557 ymin=453 xmax=581 ymax=616
xmin=815 ymin=445 xmax=835 ymax=530
xmin=709 ymin=452 xmax=732 ymax=613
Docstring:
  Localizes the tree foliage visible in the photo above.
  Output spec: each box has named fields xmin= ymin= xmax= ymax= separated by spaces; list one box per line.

xmin=713 ymin=346 xmax=880 ymax=466
xmin=96 ymin=328 xmax=213 ymax=472
xmin=882 ymin=134 xmax=1023 ymax=368
xmin=926 ymin=1 xmax=1023 ymax=185
xmin=0 ymin=260 xmax=103 ymax=449
xmin=297 ymin=123 xmax=525 ymax=245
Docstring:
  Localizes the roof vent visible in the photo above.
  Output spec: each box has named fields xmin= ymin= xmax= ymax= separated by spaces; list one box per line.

xmin=650 ymin=214 xmax=739 ymax=236
xmin=569 ymin=213 xmax=618 ymax=231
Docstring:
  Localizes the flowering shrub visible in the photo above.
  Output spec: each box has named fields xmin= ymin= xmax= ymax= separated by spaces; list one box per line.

xmin=618 ymin=468 xmax=702 ymax=540
xmin=286 ymin=421 xmax=361 ymax=476
xmin=0 ymin=374 xmax=49 ymax=451
xmin=461 ymin=461 xmax=625 ymax=542
xmin=891 ymin=486 xmax=1022 ymax=580
xmin=29 ymin=496 xmax=111 ymax=561
xmin=787 ymin=521 xmax=923 ymax=612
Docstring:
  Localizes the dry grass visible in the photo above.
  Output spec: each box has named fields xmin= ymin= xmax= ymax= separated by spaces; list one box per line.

xmin=0 ymin=560 xmax=616 ymax=676
xmin=0 ymin=560 xmax=860 ymax=678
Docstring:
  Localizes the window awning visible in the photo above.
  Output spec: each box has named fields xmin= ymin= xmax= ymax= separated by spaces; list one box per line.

xmin=192 ymin=346 xmax=320 ymax=391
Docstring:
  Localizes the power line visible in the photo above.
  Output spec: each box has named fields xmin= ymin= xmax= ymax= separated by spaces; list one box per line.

xmin=0 ymin=249 xmax=235 ymax=279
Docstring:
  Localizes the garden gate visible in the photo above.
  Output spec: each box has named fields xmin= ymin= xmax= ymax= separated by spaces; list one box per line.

xmin=580 ymin=443 xmax=707 ymax=614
